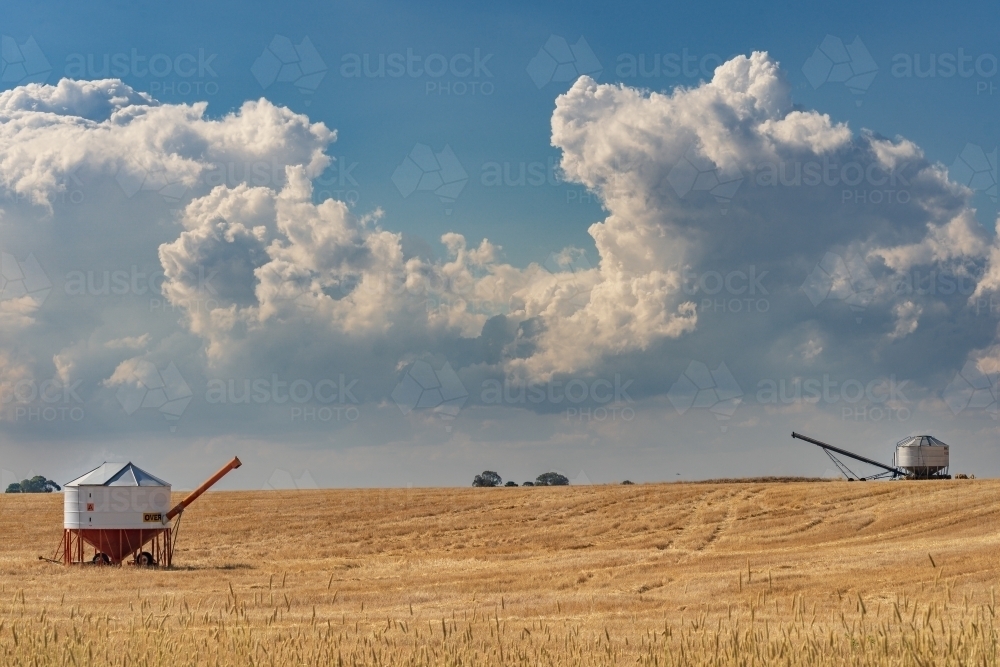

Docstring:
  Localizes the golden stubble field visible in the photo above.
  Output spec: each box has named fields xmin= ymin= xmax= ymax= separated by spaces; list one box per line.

xmin=0 ymin=479 xmax=998 ymax=665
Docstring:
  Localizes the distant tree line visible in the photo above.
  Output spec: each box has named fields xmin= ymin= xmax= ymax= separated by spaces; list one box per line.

xmin=5 ymin=476 xmax=61 ymax=493
xmin=472 ymin=471 xmax=569 ymax=487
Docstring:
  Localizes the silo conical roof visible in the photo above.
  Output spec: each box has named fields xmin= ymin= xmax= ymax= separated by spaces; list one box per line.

xmin=896 ymin=435 xmax=948 ymax=448
xmin=65 ymin=462 xmax=169 ymax=487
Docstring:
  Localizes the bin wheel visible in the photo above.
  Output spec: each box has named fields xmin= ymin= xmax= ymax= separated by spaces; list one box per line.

xmin=135 ymin=552 xmax=155 ymax=567
xmin=92 ymin=553 xmax=111 ymax=565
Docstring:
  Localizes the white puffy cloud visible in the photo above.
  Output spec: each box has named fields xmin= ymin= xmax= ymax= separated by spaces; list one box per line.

xmin=0 ymin=294 xmax=43 ymax=333
xmin=869 ymin=204 xmax=987 ymax=274
xmin=157 ymin=168 xmax=518 ymax=373
xmin=0 ymin=78 xmax=333 ymax=209
xmin=759 ymin=111 xmax=852 ymax=154
xmin=105 ymin=334 xmax=151 ymax=350
xmin=0 ymin=79 xmax=341 ymax=432
xmin=538 ymin=52 xmax=984 ymax=382
xmin=0 ymin=56 xmax=997 ymax=457
xmin=514 ymin=53 xmax=852 ymax=378
xmin=887 ymin=301 xmax=923 ymax=340
xmin=0 ymin=78 xmax=155 ymax=121
xmin=0 ymin=350 xmax=33 ymax=394
xmin=969 ymin=218 xmax=1000 ymax=300
xmin=147 ymin=51 xmax=992 ymax=392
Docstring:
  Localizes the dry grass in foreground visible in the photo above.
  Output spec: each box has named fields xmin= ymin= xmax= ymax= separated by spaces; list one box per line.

xmin=0 ymin=480 xmax=998 ymax=665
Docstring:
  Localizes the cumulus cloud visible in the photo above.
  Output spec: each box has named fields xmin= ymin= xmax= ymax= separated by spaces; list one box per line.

xmin=105 ymin=334 xmax=151 ymax=349
xmin=148 ymin=51 xmax=993 ymax=394
xmin=870 ymin=209 xmax=988 ymax=273
xmin=0 ymin=351 xmax=33 ymax=394
xmin=158 ymin=169 xmax=525 ymax=378
xmin=969 ymin=218 xmax=1000 ymax=300
xmin=887 ymin=301 xmax=923 ymax=340
xmin=0 ymin=294 xmax=44 ymax=333
xmin=539 ymin=52 xmax=990 ymax=384
xmin=0 ymin=78 xmax=333 ymax=209
xmin=0 ymin=57 xmax=996 ymax=448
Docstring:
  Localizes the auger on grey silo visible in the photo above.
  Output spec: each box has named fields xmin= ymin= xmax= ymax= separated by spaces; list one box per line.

xmin=792 ymin=432 xmax=951 ymax=481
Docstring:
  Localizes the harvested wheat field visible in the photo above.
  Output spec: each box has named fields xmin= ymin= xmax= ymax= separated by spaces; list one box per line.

xmin=0 ymin=479 xmax=998 ymax=665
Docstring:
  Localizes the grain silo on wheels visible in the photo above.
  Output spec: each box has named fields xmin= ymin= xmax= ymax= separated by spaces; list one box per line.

xmin=894 ymin=436 xmax=950 ymax=479
xmin=60 ymin=457 xmax=241 ymax=567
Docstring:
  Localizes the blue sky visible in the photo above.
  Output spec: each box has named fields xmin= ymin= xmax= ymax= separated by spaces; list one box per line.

xmin=0 ymin=0 xmax=997 ymax=489
xmin=11 ymin=0 xmax=995 ymax=263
